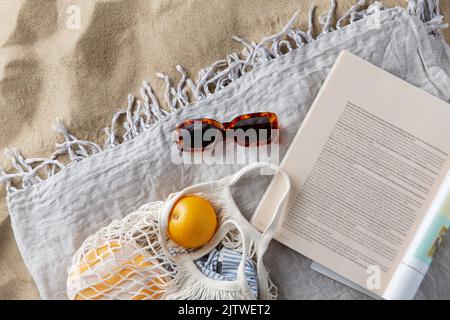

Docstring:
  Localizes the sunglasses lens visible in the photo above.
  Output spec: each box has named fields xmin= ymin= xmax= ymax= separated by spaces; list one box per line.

xmin=233 ymin=116 xmax=274 ymax=146
xmin=178 ymin=122 xmax=221 ymax=150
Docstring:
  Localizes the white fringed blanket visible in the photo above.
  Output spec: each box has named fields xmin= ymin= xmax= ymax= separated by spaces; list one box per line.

xmin=1 ymin=2 xmax=449 ymax=299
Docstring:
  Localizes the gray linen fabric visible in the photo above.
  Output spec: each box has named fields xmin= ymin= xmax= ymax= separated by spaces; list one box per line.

xmin=6 ymin=8 xmax=450 ymax=299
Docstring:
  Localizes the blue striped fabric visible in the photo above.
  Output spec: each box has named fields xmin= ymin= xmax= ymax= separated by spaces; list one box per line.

xmin=195 ymin=247 xmax=258 ymax=297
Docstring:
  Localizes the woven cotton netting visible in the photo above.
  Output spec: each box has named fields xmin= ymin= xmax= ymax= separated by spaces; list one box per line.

xmin=67 ymin=191 xmax=277 ymax=299
xmin=66 ymin=202 xmax=177 ymax=300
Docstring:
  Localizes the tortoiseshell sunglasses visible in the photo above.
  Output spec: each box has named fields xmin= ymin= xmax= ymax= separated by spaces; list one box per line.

xmin=175 ymin=112 xmax=279 ymax=151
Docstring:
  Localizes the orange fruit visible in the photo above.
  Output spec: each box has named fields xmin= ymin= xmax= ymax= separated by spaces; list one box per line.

xmin=168 ymin=195 xmax=217 ymax=248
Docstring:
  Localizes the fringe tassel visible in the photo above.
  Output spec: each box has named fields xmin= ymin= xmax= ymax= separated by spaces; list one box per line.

xmin=164 ymin=260 xmax=278 ymax=300
xmin=53 ymin=118 xmax=102 ymax=163
xmin=407 ymin=0 xmax=448 ymax=34
xmin=165 ymin=264 xmax=247 ymax=299
xmin=164 ymin=263 xmax=277 ymax=300
xmin=1 ymin=0 xmax=447 ymax=193
xmin=336 ymin=0 xmax=367 ymax=28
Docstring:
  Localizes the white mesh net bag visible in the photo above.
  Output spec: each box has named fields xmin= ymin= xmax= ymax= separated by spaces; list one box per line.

xmin=66 ymin=162 xmax=289 ymax=300
xmin=66 ymin=202 xmax=177 ymax=300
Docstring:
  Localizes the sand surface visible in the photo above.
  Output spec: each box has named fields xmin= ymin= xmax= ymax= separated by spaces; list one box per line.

xmin=0 ymin=0 xmax=448 ymax=299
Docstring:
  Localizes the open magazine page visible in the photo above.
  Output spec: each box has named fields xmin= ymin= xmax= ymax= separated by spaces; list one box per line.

xmin=252 ymin=51 xmax=450 ymax=298
xmin=312 ymin=175 xmax=450 ymax=299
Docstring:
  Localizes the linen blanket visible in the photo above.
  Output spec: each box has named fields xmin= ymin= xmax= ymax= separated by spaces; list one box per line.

xmin=1 ymin=0 xmax=449 ymax=299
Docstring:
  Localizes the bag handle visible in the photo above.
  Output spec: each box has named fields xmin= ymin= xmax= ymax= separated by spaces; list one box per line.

xmin=158 ymin=162 xmax=291 ymax=298
xmin=159 ymin=162 xmax=289 ymax=260
xmin=227 ymin=162 xmax=291 ymax=299
xmin=229 ymin=162 xmax=291 ymax=240
xmin=159 ymin=176 xmax=233 ymax=262
xmin=159 ymin=200 xmax=253 ymax=295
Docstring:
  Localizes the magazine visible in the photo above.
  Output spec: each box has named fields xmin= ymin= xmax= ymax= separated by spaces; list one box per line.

xmin=252 ymin=50 xmax=450 ymax=299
